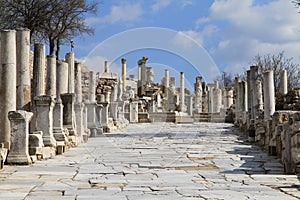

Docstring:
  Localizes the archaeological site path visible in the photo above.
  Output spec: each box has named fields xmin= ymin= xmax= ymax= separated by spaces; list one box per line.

xmin=0 ymin=122 xmax=299 ymax=200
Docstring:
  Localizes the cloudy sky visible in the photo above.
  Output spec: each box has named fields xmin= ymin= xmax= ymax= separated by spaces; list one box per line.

xmin=66 ymin=0 xmax=300 ymax=84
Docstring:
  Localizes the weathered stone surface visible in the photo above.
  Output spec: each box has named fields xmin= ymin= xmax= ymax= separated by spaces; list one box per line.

xmin=0 ymin=123 xmax=298 ymax=199
xmin=7 ymin=110 xmax=33 ymax=165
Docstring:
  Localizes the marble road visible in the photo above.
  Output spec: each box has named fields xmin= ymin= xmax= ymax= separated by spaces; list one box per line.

xmin=0 ymin=123 xmax=299 ymax=200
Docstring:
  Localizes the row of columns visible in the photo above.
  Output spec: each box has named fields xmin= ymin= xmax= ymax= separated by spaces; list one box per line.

xmin=0 ymin=29 xmax=95 ymax=166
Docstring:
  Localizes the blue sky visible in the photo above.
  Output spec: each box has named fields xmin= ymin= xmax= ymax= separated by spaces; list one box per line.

xmin=62 ymin=0 xmax=300 ymax=85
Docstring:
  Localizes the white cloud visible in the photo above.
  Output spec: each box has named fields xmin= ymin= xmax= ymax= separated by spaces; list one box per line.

xmin=195 ymin=17 xmax=210 ymax=29
xmin=179 ymin=0 xmax=195 ymax=8
xmin=172 ymin=31 xmax=204 ymax=48
xmin=87 ymin=3 xmax=143 ymax=25
xmin=205 ymin=0 xmax=300 ymax=73
xmin=151 ymin=0 xmax=172 ymax=12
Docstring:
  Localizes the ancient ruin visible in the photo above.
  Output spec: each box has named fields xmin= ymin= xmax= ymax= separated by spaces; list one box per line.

xmin=0 ymin=28 xmax=299 ymax=179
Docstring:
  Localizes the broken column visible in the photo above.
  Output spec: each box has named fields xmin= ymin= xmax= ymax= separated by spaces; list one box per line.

xmin=16 ymin=28 xmax=31 ymax=111
xmin=33 ymin=43 xmax=46 ymax=97
xmin=180 ymin=72 xmax=187 ymax=112
xmin=46 ymin=55 xmax=57 ymax=97
xmin=6 ymin=111 xmax=33 ymax=165
xmin=279 ymin=69 xmax=288 ymax=96
xmin=66 ymin=52 xmax=75 ymax=93
xmin=194 ymin=76 xmax=203 ymax=113
xmin=263 ymin=70 xmax=275 ymax=120
xmin=0 ymin=30 xmax=17 ymax=149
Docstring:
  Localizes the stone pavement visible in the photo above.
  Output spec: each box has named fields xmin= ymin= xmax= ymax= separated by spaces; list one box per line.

xmin=0 ymin=122 xmax=299 ymax=200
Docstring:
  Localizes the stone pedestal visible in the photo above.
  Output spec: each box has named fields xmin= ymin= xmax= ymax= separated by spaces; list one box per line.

xmin=53 ymin=100 xmax=68 ymax=143
xmin=33 ymin=96 xmax=56 ymax=147
xmin=61 ymin=94 xmax=77 ymax=136
xmin=129 ymin=102 xmax=139 ymax=123
xmin=7 ymin=110 xmax=33 ymax=165
xmin=86 ymin=102 xmax=99 ymax=137
xmin=0 ymin=30 xmax=17 ymax=149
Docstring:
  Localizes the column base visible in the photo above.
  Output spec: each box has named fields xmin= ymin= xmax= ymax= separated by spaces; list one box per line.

xmin=43 ymin=135 xmax=57 ymax=147
xmin=6 ymin=154 xmax=32 ymax=165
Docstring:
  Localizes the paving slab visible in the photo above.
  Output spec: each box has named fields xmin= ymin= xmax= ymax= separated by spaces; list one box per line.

xmin=0 ymin=122 xmax=299 ymax=199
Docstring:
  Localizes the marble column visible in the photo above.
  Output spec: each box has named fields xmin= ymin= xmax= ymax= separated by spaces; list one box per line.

xmin=279 ymin=69 xmax=288 ymax=96
xmin=33 ymin=43 xmax=46 ymax=98
xmin=137 ymin=57 xmax=148 ymax=96
xmin=66 ymin=52 xmax=75 ymax=93
xmin=180 ymin=72 xmax=186 ymax=112
xmin=164 ymin=69 xmax=169 ymax=111
xmin=16 ymin=28 xmax=31 ymax=111
xmin=263 ymin=70 xmax=275 ymax=120
xmin=53 ymin=60 xmax=69 ymax=143
xmin=104 ymin=60 xmax=109 ymax=73
xmin=213 ymin=81 xmax=222 ymax=113
xmin=234 ymin=77 xmax=240 ymax=124
xmin=74 ymin=62 xmax=85 ymax=142
xmin=33 ymin=96 xmax=56 ymax=147
xmin=86 ymin=71 xmax=101 ymax=136
xmin=0 ymin=30 xmax=17 ymax=149
xmin=121 ymin=58 xmax=127 ymax=95
xmin=7 ymin=110 xmax=33 ymax=165
xmin=246 ymin=70 xmax=251 ymax=114
xmin=169 ymin=77 xmax=176 ymax=111
xmin=202 ymin=82 xmax=208 ymax=113
xmin=46 ymin=55 xmax=57 ymax=97
xmin=224 ymin=88 xmax=233 ymax=108
xmin=56 ymin=61 xmax=68 ymax=96
xmin=240 ymin=81 xmax=248 ymax=113
xmin=194 ymin=76 xmax=202 ymax=113
xmin=250 ymin=66 xmax=264 ymax=121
